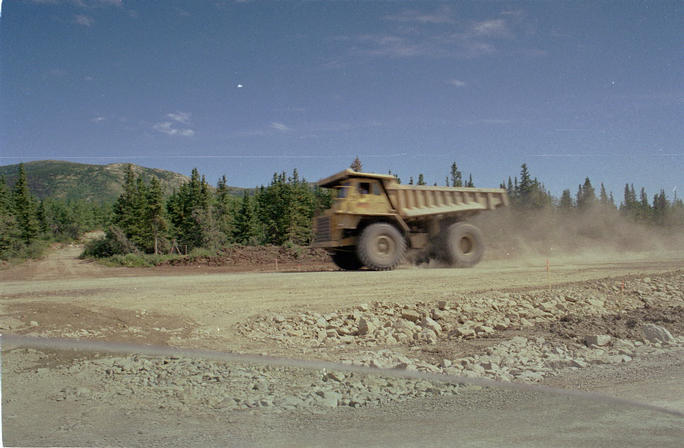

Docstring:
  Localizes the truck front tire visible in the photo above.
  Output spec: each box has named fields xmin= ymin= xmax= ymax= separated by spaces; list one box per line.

xmin=443 ymin=222 xmax=484 ymax=268
xmin=357 ymin=223 xmax=406 ymax=271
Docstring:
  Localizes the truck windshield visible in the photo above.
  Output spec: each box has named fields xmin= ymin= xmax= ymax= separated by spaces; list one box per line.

xmin=335 ymin=186 xmax=349 ymax=199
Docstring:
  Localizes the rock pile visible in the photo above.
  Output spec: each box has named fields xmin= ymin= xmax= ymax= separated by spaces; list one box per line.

xmin=338 ymin=330 xmax=681 ymax=383
xmin=237 ymin=273 xmax=682 ymax=349
xmin=235 ymin=273 xmax=682 ymax=382
xmin=45 ymin=355 xmax=467 ymax=413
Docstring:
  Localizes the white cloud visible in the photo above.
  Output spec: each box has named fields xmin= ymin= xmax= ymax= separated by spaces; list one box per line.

xmin=74 ymin=14 xmax=93 ymax=27
xmin=270 ymin=122 xmax=291 ymax=132
xmin=91 ymin=116 xmax=105 ymax=123
xmin=447 ymin=79 xmax=467 ymax=87
xmin=348 ymin=9 xmax=531 ymax=61
xmin=167 ymin=111 xmax=191 ymax=124
xmin=471 ymin=19 xmax=511 ymax=38
xmin=153 ymin=112 xmax=195 ymax=137
xmin=384 ymin=6 xmax=454 ymax=24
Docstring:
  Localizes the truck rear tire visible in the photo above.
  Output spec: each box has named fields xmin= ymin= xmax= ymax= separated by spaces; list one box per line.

xmin=357 ymin=223 xmax=406 ymax=271
xmin=444 ymin=222 xmax=484 ymax=268
xmin=330 ymin=250 xmax=363 ymax=271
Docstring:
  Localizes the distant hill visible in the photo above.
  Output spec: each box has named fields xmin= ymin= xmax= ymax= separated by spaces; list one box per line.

xmin=0 ymin=160 xmax=192 ymax=203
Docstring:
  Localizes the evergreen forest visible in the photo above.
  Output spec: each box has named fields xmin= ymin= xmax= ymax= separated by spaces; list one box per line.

xmin=1 ymin=160 xmax=682 ymax=262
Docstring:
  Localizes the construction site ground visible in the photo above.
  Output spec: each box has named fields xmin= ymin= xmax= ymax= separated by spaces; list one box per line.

xmin=1 ymin=245 xmax=682 ymax=447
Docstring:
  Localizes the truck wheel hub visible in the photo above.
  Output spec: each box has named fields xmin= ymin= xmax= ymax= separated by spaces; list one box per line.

xmin=376 ymin=235 xmax=394 ymax=255
xmin=460 ymin=236 xmax=473 ymax=254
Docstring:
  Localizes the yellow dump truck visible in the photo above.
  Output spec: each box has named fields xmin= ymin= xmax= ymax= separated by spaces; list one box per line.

xmin=312 ymin=169 xmax=508 ymax=270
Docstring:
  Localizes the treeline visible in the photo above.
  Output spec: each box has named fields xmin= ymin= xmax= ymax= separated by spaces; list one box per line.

xmin=397 ymin=161 xmax=683 ymax=227
xmin=495 ymin=163 xmax=683 ymax=226
xmin=0 ymin=164 xmax=111 ymax=260
xmin=386 ymin=161 xmax=475 ymax=188
xmin=86 ymin=165 xmax=331 ymax=257
xmin=3 ymin=159 xmax=682 ymax=262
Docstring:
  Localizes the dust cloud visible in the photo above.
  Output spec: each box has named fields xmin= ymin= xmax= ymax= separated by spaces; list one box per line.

xmin=471 ymin=207 xmax=684 ymax=264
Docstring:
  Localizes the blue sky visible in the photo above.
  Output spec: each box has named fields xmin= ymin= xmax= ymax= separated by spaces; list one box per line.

xmin=1 ymin=0 xmax=681 ymax=200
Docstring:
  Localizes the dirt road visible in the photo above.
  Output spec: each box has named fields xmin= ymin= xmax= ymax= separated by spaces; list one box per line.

xmin=1 ymin=247 xmax=682 ymax=350
xmin=1 ymin=247 xmax=682 ymax=446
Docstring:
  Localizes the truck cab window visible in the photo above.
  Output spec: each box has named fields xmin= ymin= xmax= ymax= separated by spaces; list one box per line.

xmin=336 ymin=186 xmax=348 ymax=198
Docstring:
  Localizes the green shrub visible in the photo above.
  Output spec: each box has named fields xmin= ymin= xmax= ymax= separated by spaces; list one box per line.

xmin=82 ymin=225 xmax=139 ymax=258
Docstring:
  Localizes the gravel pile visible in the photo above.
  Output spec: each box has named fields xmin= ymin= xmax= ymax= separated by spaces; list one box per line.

xmin=43 ymin=355 xmax=467 ymax=414
xmin=237 ymin=273 xmax=682 ymax=349
xmin=236 ymin=272 xmax=683 ymax=383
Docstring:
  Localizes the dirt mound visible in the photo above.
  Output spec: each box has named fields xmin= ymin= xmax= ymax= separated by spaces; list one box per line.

xmin=160 ymin=245 xmax=331 ymax=267
xmin=548 ymin=305 xmax=684 ymax=342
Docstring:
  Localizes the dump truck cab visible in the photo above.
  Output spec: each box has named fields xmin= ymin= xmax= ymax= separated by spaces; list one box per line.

xmin=313 ymin=169 xmax=508 ymax=271
xmin=313 ymin=170 xmax=408 ymax=251
xmin=330 ymin=177 xmax=391 ymax=215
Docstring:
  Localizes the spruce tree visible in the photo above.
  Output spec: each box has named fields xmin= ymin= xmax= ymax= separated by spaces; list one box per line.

xmin=37 ymin=200 xmax=48 ymax=234
xmin=146 ymin=177 xmax=167 ymax=254
xmin=0 ymin=176 xmax=20 ymax=257
xmin=599 ymin=183 xmax=609 ymax=206
xmin=167 ymin=168 xmax=218 ymax=250
xmin=577 ymin=177 xmax=596 ymax=210
xmin=559 ymin=189 xmax=573 ymax=209
xmin=450 ymin=162 xmax=462 ymax=187
xmin=652 ymin=189 xmax=667 ymax=225
xmin=417 ymin=174 xmax=425 ymax=185
xmin=12 ymin=163 xmax=39 ymax=244
xmin=214 ymin=175 xmax=233 ymax=239
xmin=517 ymin=163 xmax=532 ymax=206
xmin=113 ymin=164 xmax=139 ymax=238
xmin=233 ymin=192 xmax=258 ymax=244
xmin=638 ymin=187 xmax=651 ymax=221
xmin=350 ymin=156 xmax=362 ymax=171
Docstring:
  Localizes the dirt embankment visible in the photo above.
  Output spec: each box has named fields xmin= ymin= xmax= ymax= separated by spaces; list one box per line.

xmin=0 ymin=244 xmax=335 ymax=282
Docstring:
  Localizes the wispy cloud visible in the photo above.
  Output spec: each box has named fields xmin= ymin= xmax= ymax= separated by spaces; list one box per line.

xmin=343 ymin=9 xmax=533 ymax=61
xmin=90 ymin=116 xmax=105 ymax=123
xmin=153 ymin=112 xmax=195 ymax=137
xmin=384 ymin=6 xmax=455 ymax=24
xmin=167 ymin=111 xmax=191 ymax=125
xmin=447 ymin=79 xmax=467 ymax=88
xmin=74 ymin=14 xmax=93 ymax=27
xmin=153 ymin=122 xmax=195 ymax=137
xmin=270 ymin=122 xmax=291 ymax=132
xmin=471 ymin=19 xmax=511 ymax=37
xmin=356 ymin=34 xmax=424 ymax=58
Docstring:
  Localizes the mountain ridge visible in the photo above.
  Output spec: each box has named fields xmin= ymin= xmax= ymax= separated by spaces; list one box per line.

xmin=0 ymin=160 xmax=192 ymax=202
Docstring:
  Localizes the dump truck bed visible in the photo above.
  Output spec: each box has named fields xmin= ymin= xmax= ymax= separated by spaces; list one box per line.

xmin=385 ymin=184 xmax=508 ymax=219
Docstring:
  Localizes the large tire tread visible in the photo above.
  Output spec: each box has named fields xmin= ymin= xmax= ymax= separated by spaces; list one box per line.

xmin=357 ymin=223 xmax=406 ymax=271
xmin=443 ymin=222 xmax=484 ymax=268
